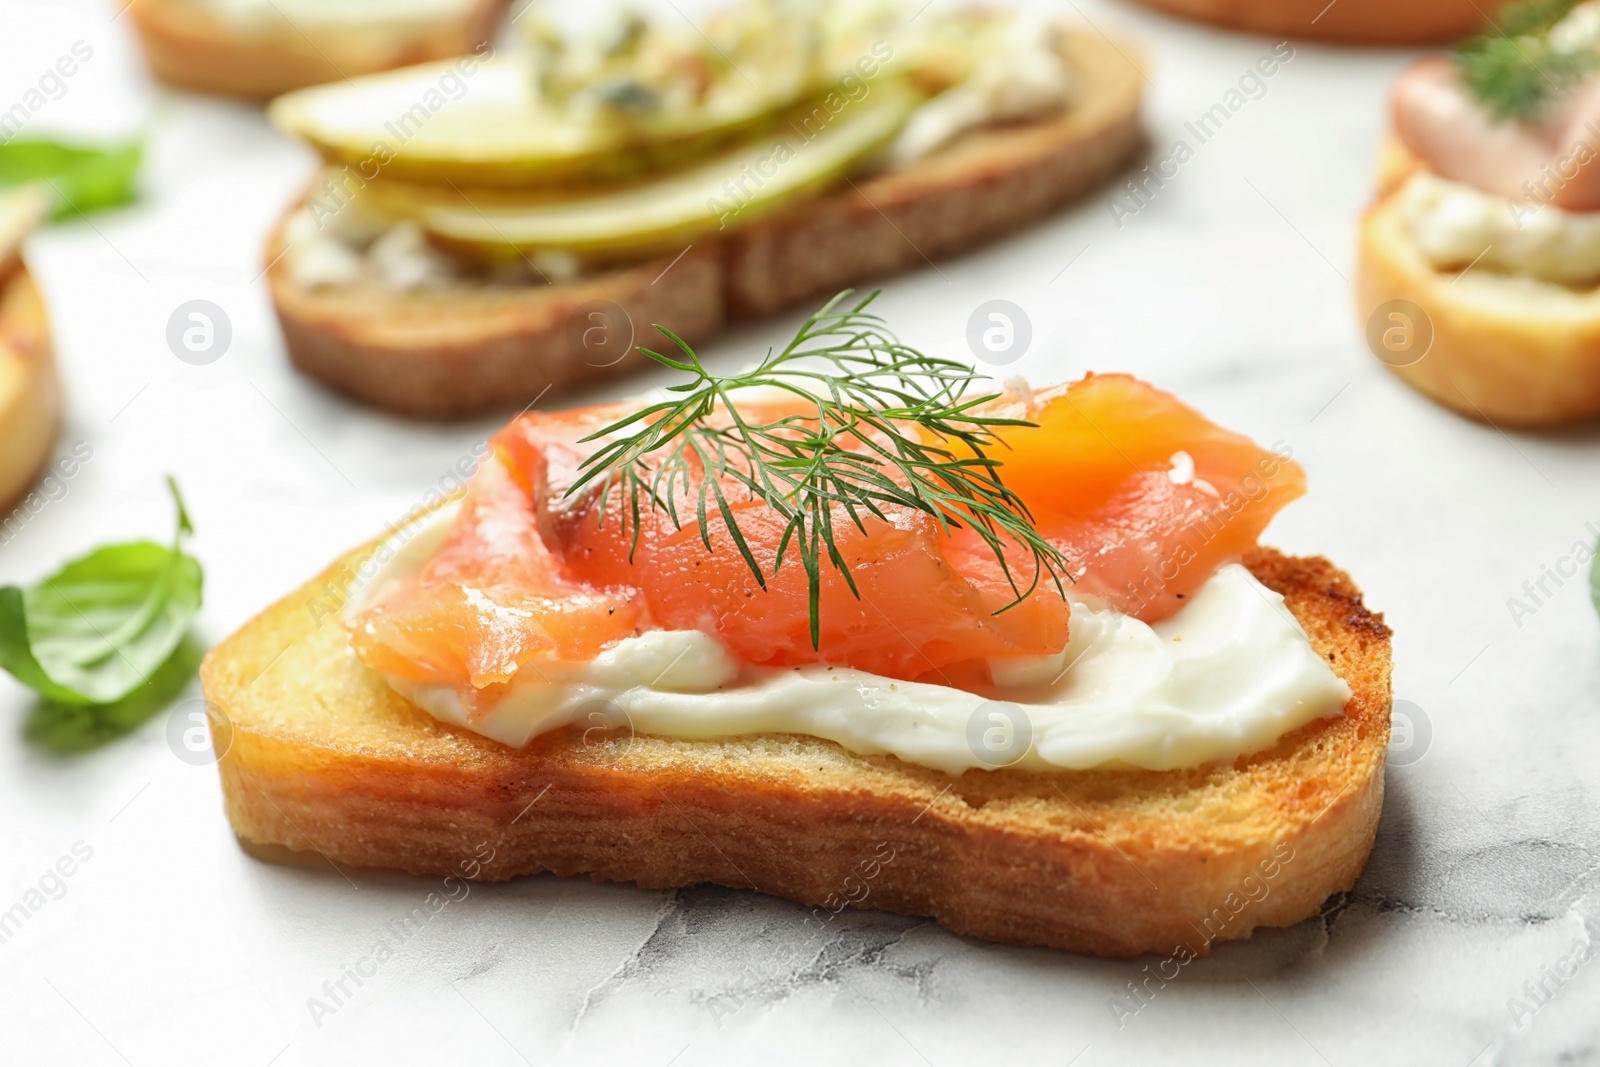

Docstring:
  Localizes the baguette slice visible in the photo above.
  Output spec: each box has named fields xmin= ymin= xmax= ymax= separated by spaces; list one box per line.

xmin=128 ymin=0 xmax=509 ymax=100
xmin=266 ymin=28 xmax=1144 ymax=418
xmin=1357 ymin=146 xmax=1600 ymax=426
xmin=0 ymin=268 xmax=61 ymax=516
xmin=269 ymin=243 xmax=724 ymax=418
xmin=1121 ymin=0 xmax=1481 ymax=44
xmin=199 ymin=543 xmax=1390 ymax=958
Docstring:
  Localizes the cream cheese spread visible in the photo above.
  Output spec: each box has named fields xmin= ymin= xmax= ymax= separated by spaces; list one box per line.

xmin=280 ymin=203 xmax=576 ymax=291
xmin=281 ymin=205 xmax=456 ymax=290
xmin=889 ymin=14 xmax=1074 ymax=166
xmin=346 ymin=504 xmax=1350 ymax=775
xmin=1400 ymin=170 xmax=1600 ymax=287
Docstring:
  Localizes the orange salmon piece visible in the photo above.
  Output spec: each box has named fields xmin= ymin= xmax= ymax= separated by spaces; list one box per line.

xmin=352 ymin=373 xmax=1301 ymax=693
xmin=501 ymin=394 xmax=1071 ymax=681
xmin=563 ymin=490 xmax=1071 ymax=682
xmin=956 ymin=374 xmax=1304 ymax=619
xmin=348 ymin=450 xmax=641 ymax=700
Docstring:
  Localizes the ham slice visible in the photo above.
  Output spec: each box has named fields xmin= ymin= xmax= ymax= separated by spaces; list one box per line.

xmin=1392 ymin=55 xmax=1600 ymax=210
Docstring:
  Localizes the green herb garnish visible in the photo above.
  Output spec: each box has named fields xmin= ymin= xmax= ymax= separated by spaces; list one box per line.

xmin=567 ymin=290 xmax=1068 ymax=648
xmin=0 ymin=139 xmax=141 ymax=218
xmin=0 ymin=478 xmax=202 ymax=707
xmin=1456 ymin=0 xmax=1596 ymax=121
xmin=24 ymin=637 xmax=204 ymax=753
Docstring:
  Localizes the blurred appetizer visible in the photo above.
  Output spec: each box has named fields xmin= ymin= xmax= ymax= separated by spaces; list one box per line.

xmin=263 ymin=0 xmax=1145 ymax=417
xmin=1121 ymin=0 xmax=1482 ymax=44
xmin=1359 ymin=0 xmax=1600 ymax=425
xmin=0 ymin=187 xmax=60 ymax=517
xmin=128 ymin=0 xmax=510 ymax=99
xmin=202 ymin=293 xmax=1391 ymax=958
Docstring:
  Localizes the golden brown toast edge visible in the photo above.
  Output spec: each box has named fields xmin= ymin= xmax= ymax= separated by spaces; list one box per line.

xmin=265 ymin=26 xmax=1145 ymax=418
xmin=200 ymin=543 xmax=1390 ymax=958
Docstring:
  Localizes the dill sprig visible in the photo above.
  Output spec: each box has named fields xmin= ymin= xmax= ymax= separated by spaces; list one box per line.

xmin=1456 ymin=0 xmax=1596 ymax=121
xmin=565 ymin=290 xmax=1069 ymax=649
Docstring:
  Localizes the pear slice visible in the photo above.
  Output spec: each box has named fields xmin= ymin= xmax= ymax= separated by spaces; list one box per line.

xmin=396 ymin=82 xmax=920 ymax=262
xmin=270 ymin=56 xmax=812 ymax=188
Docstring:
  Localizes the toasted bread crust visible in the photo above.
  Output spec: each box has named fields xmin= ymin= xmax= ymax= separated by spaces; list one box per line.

xmin=269 ymin=244 xmax=725 ymax=417
xmin=0 ymin=269 xmax=60 ymax=515
xmin=1122 ymin=0 xmax=1481 ymax=43
xmin=267 ymin=28 xmax=1144 ymax=418
xmin=1357 ymin=172 xmax=1600 ymax=426
xmin=200 ymin=545 xmax=1390 ymax=958
xmin=129 ymin=0 xmax=509 ymax=100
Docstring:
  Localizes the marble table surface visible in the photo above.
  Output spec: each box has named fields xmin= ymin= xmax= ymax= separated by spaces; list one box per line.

xmin=2 ymin=1 xmax=1597 ymax=1064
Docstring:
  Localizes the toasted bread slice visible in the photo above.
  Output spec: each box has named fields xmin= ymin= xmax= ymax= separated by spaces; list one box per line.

xmin=269 ymin=244 xmax=724 ymax=418
xmin=0 ymin=269 xmax=61 ymax=516
xmin=128 ymin=0 xmax=509 ymax=100
xmin=1121 ymin=0 xmax=1481 ymax=43
xmin=1357 ymin=152 xmax=1600 ymax=426
xmin=199 ymin=544 xmax=1390 ymax=958
xmin=266 ymin=28 xmax=1144 ymax=418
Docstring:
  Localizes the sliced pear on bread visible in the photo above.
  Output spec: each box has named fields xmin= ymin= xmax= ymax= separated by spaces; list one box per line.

xmin=270 ymin=55 xmax=833 ymax=188
xmin=391 ymin=82 xmax=921 ymax=262
xmin=266 ymin=28 xmax=1145 ymax=418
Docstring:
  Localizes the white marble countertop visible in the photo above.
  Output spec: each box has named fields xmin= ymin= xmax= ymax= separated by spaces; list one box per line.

xmin=2 ymin=1 xmax=1597 ymax=1064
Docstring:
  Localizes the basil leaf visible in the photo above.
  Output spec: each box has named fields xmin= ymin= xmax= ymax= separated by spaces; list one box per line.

xmin=24 ymin=636 xmax=204 ymax=754
xmin=0 ymin=139 xmax=141 ymax=218
xmin=0 ymin=478 xmax=202 ymax=705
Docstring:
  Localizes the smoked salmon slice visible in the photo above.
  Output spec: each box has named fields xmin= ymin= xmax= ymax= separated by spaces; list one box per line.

xmin=348 ymin=374 xmax=1303 ymax=701
xmin=561 ymin=490 xmax=1073 ymax=682
xmin=348 ymin=451 xmax=642 ymax=702
xmin=966 ymin=375 xmax=1303 ymax=619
